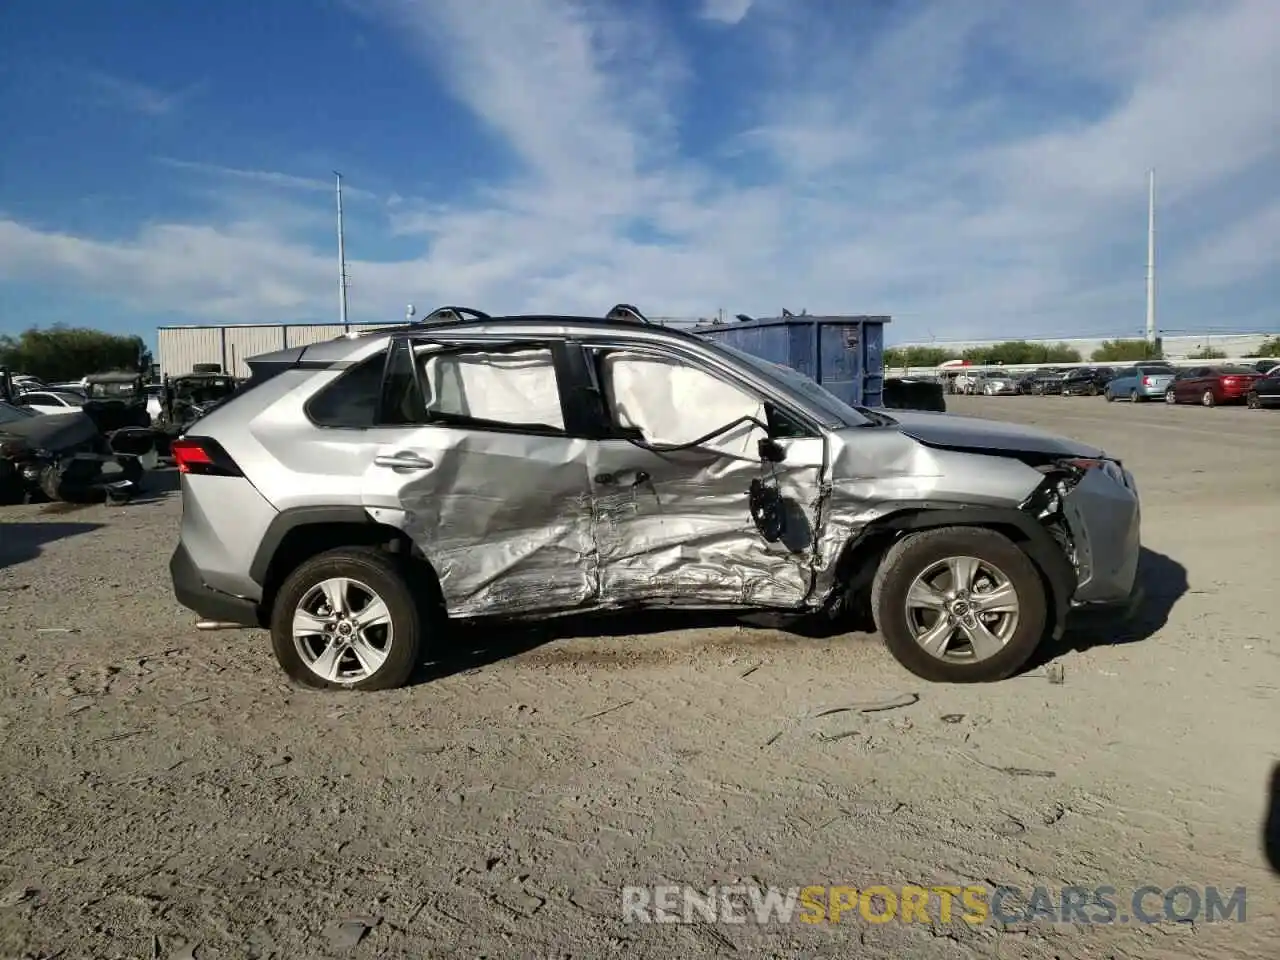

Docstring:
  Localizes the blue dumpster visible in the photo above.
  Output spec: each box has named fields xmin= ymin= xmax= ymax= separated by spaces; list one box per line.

xmin=698 ymin=314 xmax=889 ymax=408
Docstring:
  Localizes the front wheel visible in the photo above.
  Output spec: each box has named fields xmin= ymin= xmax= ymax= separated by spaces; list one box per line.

xmin=1105 ymin=390 xmax=1115 ymax=402
xmin=870 ymin=527 xmax=1047 ymax=683
xmin=270 ymin=547 xmax=426 ymax=691
xmin=1201 ymin=389 xmax=1216 ymax=407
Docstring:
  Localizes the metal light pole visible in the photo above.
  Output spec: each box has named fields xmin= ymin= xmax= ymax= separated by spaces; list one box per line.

xmin=336 ymin=172 xmax=349 ymax=325
xmin=1145 ymin=169 xmax=1156 ymax=344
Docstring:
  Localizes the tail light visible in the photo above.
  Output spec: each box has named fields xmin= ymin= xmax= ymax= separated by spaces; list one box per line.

xmin=170 ymin=436 xmax=242 ymax=477
xmin=1142 ymin=377 xmax=1151 ymax=386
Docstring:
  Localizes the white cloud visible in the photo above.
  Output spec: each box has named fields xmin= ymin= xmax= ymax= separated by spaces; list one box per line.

xmin=155 ymin=158 xmax=379 ymax=201
xmin=698 ymin=0 xmax=753 ymax=26
xmin=82 ymin=69 xmax=200 ymax=116
xmin=3 ymin=0 xmax=1278 ymax=340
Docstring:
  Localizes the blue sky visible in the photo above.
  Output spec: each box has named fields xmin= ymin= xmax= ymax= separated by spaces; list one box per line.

xmin=1 ymin=0 xmax=1277 ymax=348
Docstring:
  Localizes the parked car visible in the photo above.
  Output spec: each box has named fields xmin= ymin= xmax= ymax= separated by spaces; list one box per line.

xmin=1022 ymin=368 xmax=1067 ymax=395
xmin=1247 ymin=369 xmax=1280 ymax=410
xmin=1164 ymin=365 xmax=1262 ymax=406
xmin=10 ymin=390 xmax=86 ymax=416
xmin=977 ymin=373 xmax=1019 ymax=396
xmin=169 ymin=304 xmax=1142 ymax=691
xmin=1249 ymin=358 xmax=1280 ymax=374
xmin=1104 ymin=364 xmax=1177 ymax=402
xmin=1060 ymin=367 xmax=1117 ymax=397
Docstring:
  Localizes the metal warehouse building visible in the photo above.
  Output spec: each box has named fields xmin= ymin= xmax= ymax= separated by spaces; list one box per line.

xmin=157 ymin=322 xmax=387 ymax=377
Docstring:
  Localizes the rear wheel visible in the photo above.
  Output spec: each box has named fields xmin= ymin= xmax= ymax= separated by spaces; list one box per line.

xmin=1247 ymin=391 xmax=1261 ymax=410
xmin=1165 ymin=387 xmax=1176 ymax=404
xmin=1201 ymin=389 xmax=1216 ymax=407
xmin=1129 ymin=388 xmax=1140 ymax=403
xmin=270 ymin=547 xmax=425 ymax=691
xmin=1087 ymin=384 xmax=1098 ymax=396
xmin=871 ymin=527 xmax=1047 ymax=683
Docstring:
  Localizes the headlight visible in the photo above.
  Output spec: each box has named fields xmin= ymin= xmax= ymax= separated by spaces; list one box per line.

xmin=1062 ymin=457 xmax=1126 ymax=486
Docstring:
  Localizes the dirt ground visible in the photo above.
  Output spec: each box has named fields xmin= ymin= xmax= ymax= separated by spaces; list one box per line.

xmin=2 ymin=395 xmax=1277 ymax=959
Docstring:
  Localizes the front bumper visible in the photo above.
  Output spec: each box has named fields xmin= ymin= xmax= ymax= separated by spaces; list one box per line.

xmin=1061 ymin=465 xmax=1142 ymax=605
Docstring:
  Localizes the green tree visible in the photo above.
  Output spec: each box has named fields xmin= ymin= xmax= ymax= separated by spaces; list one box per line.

xmin=0 ymin=325 xmax=152 ymax=382
xmin=1091 ymin=339 xmax=1164 ymax=362
xmin=884 ymin=345 xmax=957 ymax=368
xmin=1244 ymin=336 xmax=1280 ymax=357
xmin=961 ymin=341 xmax=1081 ymax=365
xmin=1187 ymin=345 xmax=1227 ymax=360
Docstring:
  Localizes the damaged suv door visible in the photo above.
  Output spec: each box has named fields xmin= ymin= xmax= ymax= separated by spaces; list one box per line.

xmin=571 ymin=341 xmax=827 ymax=609
xmin=360 ymin=335 xmax=596 ymax=618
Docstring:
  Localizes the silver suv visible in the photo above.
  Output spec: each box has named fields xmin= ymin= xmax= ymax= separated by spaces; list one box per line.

xmin=169 ymin=305 xmax=1141 ymax=691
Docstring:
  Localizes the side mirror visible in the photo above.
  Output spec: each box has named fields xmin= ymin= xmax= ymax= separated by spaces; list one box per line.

xmin=758 ymin=437 xmax=786 ymax=463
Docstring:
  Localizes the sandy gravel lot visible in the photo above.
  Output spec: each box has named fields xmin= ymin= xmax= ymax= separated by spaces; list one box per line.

xmin=2 ymin=395 xmax=1278 ymax=959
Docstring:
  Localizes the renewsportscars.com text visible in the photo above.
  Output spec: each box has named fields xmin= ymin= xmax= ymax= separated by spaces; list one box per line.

xmin=621 ymin=884 xmax=1248 ymax=926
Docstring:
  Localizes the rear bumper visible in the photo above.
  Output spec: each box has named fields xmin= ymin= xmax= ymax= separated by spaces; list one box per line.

xmin=170 ymin=542 xmax=261 ymax=626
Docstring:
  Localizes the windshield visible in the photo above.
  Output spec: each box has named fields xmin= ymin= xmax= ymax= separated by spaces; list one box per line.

xmin=0 ymin=401 xmax=38 ymax=425
xmin=708 ymin=342 xmax=886 ymax=427
xmin=88 ymin=381 xmax=139 ymax=399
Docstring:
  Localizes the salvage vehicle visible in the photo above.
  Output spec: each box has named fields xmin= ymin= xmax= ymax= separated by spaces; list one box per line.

xmin=0 ymin=400 xmax=158 ymax=504
xmin=10 ymin=389 xmax=86 ymax=416
xmin=1023 ymin=368 xmax=1067 ymax=395
xmin=1060 ymin=366 xmax=1116 ymax=397
xmin=169 ymin=305 xmax=1143 ymax=691
xmin=976 ymin=373 xmax=1019 ymax=396
xmin=159 ymin=371 xmax=240 ymax=429
xmin=1246 ymin=369 xmax=1280 ymax=410
xmin=1164 ymin=365 xmax=1262 ymax=406
xmin=1103 ymin=364 xmax=1176 ymax=402
xmin=81 ymin=371 xmax=152 ymax=433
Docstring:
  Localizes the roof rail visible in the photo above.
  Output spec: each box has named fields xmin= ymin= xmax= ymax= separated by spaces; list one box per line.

xmin=420 ymin=305 xmax=491 ymax=324
xmin=605 ymin=303 xmax=653 ymax=325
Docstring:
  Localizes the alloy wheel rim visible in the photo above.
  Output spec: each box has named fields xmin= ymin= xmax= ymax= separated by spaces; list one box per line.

xmin=903 ymin=556 xmax=1020 ymax=664
xmin=293 ymin=577 xmax=394 ymax=684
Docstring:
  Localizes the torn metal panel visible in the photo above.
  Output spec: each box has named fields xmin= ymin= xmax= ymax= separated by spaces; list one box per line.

xmin=1060 ymin=465 xmax=1141 ymax=603
xmin=587 ymin=352 xmax=823 ymax=608
xmin=363 ymin=427 xmax=596 ymax=618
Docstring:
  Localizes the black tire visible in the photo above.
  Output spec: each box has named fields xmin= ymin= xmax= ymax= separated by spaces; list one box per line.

xmin=1247 ymin=391 xmax=1261 ymax=410
xmin=1105 ymin=390 xmax=1115 ymax=402
xmin=1165 ymin=387 xmax=1176 ymax=404
xmin=870 ymin=527 xmax=1047 ymax=683
xmin=270 ymin=546 xmax=425 ymax=691
xmin=1201 ymin=389 xmax=1215 ymax=408
xmin=1129 ymin=389 xmax=1140 ymax=403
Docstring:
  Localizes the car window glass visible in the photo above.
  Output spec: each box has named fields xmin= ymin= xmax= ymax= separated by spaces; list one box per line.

xmin=306 ymin=350 xmax=388 ymax=428
xmin=25 ymin=393 xmax=53 ymax=403
xmin=598 ymin=350 xmax=765 ymax=455
xmin=415 ymin=345 xmax=566 ymax=432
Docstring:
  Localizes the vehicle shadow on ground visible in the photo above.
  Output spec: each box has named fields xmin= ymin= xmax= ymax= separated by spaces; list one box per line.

xmin=413 ymin=608 xmax=835 ymax=685
xmin=1028 ymin=546 xmax=1188 ymax=669
xmin=1266 ymin=764 xmax=1280 ymax=874
xmin=124 ymin=467 xmax=181 ymax=504
xmin=0 ymin=522 xmax=103 ymax=571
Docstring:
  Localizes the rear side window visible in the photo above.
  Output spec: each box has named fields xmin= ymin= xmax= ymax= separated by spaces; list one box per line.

xmin=305 ymin=351 xmax=388 ymax=428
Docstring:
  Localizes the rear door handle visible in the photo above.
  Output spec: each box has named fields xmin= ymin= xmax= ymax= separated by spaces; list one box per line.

xmin=374 ymin=452 xmax=434 ymax=470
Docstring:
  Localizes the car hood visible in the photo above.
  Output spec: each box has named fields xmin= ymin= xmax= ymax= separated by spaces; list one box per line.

xmin=887 ymin=410 xmax=1105 ymax=458
xmin=0 ymin=410 xmax=100 ymax=451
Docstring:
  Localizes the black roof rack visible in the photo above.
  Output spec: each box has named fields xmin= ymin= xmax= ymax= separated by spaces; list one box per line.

xmin=420 ymin=305 xmax=491 ymax=324
xmin=605 ymin=303 xmax=653 ymax=325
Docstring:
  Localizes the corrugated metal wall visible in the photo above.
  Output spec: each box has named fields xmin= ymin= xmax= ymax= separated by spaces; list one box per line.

xmin=222 ymin=326 xmax=290 ymax=377
xmin=157 ymin=327 xmax=223 ymax=377
xmin=287 ymin=324 xmax=347 ymax=347
xmin=157 ymin=323 xmax=360 ymax=377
